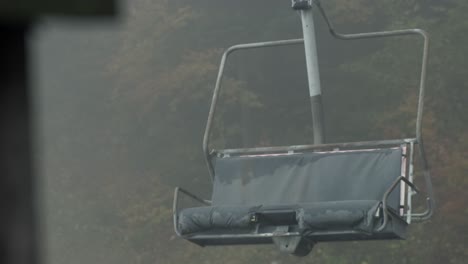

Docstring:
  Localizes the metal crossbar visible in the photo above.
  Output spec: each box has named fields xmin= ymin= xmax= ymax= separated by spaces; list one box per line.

xmin=215 ymin=138 xmax=416 ymax=156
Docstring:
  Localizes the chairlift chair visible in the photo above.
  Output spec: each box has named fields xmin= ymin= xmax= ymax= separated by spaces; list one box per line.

xmin=173 ymin=0 xmax=434 ymax=256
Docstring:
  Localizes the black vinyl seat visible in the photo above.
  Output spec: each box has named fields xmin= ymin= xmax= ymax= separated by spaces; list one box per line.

xmin=178 ymin=205 xmax=258 ymax=235
xmin=178 ymin=200 xmax=382 ymax=236
xmin=174 ymin=147 xmax=415 ymax=253
xmin=297 ymin=200 xmax=381 ymax=233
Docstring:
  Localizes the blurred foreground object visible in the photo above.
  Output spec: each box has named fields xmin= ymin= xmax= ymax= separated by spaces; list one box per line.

xmin=0 ymin=1 xmax=115 ymax=264
xmin=0 ymin=0 xmax=114 ymax=19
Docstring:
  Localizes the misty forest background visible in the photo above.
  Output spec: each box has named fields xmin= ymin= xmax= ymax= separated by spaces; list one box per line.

xmin=32 ymin=0 xmax=466 ymax=263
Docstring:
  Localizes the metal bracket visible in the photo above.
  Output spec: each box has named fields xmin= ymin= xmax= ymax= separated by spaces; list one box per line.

xmin=291 ymin=0 xmax=313 ymax=10
xmin=273 ymin=235 xmax=314 ymax=256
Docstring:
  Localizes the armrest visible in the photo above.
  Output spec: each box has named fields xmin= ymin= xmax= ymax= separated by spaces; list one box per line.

xmin=376 ymin=176 xmax=419 ymax=232
xmin=173 ymin=187 xmax=211 ymax=236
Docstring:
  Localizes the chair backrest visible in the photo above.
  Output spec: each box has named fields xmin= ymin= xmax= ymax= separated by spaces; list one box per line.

xmin=212 ymin=147 xmax=405 ymax=212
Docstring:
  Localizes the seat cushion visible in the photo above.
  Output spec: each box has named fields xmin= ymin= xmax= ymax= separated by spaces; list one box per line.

xmin=296 ymin=200 xmax=381 ymax=233
xmin=178 ymin=201 xmax=382 ymax=235
xmin=178 ymin=206 xmax=259 ymax=235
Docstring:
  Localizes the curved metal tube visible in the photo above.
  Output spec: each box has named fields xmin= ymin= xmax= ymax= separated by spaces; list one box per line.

xmin=377 ymin=176 xmax=420 ymax=232
xmin=313 ymin=0 xmax=428 ymax=142
xmin=203 ymin=38 xmax=304 ymax=180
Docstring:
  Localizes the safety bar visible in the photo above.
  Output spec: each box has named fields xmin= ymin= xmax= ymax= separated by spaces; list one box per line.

xmin=376 ymin=176 xmax=419 ymax=232
xmin=173 ymin=187 xmax=212 ymax=236
xmin=216 ymin=138 xmax=416 ymax=156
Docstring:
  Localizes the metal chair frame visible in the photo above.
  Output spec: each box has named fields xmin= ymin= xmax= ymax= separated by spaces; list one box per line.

xmin=173 ymin=0 xmax=434 ymax=250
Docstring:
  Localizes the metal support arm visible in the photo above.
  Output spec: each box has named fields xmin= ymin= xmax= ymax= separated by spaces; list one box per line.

xmin=312 ymin=0 xmax=428 ymax=145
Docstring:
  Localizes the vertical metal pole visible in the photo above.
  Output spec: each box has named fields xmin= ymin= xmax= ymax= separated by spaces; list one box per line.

xmin=298 ymin=5 xmax=325 ymax=144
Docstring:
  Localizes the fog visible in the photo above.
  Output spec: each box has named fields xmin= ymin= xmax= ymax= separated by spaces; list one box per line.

xmin=31 ymin=1 xmax=467 ymax=263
